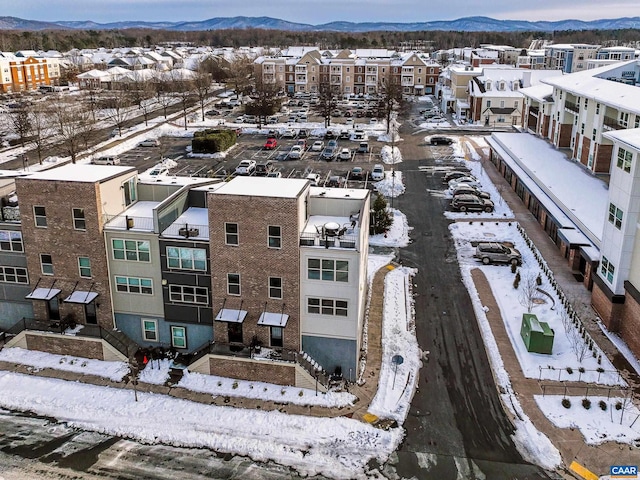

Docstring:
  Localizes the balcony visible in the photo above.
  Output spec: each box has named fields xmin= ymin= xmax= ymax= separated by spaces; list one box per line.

xmin=603 ymin=116 xmax=626 ymax=131
xmin=299 ymin=232 xmax=357 ymax=249
xmin=529 ymin=106 xmax=539 ymax=116
xmin=162 ymin=222 xmax=209 ymax=240
xmin=104 ymin=214 xmax=155 ymax=232
xmin=564 ymin=101 xmax=579 ymax=113
xmin=295 ymin=75 xmax=307 ymax=84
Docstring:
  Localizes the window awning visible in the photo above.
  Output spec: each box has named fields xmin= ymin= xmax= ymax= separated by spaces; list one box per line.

xmin=258 ymin=312 xmax=289 ymax=327
xmin=215 ymin=308 xmax=247 ymax=323
xmin=25 ymin=287 xmax=61 ymax=301
xmin=64 ymin=291 xmax=99 ymax=304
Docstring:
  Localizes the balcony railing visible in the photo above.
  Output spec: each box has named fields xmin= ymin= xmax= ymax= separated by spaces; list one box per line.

xmin=299 ymin=232 xmax=357 ymax=249
xmin=104 ymin=214 xmax=155 ymax=232
xmin=564 ymin=101 xmax=579 ymax=113
xmin=603 ymin=116 xmax=625 ymax=130
xmin=1 ymin=206 xmax=20 ymax=223
xmin=529 ymin=106 xmax=539 ymax=116
xmin=161 ymin=222 xmax=209 ymax=240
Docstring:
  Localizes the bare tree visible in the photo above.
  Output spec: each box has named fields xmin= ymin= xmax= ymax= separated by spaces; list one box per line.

xmin=128 ymin=71 xmax=156 ymax=127
xmin=200 ymin=55 xmax=230 ymax=85
xmin=102 ymin=89 xmax=134 ymax=136
xmin=154 ymin=76 xmax=174 ymax=119
xmin=192 ymin=61 xmax=213 ymax=121
xmin=167 ymin=69 xmax=196 ymax=130
xmin=567 ymin=326 xmax=589 ymax=363
xmin=8 ymin=102 xmax=32 ymax=149
xmin=246 ymin=75 xmax=281 ymax=128
xmin=29 ymin=103 xmax=56 ymax=164
xmin=518 ymin=272 xmax=543 ymax=313
xmin=227 ymin=54 xmax=255 ymax=100
xmin=314 ymin=75 xmax=339 ymax=128
xmin=52 ymin=99 xmax=95 ymax=163
xmin=378 ymin=69 xmax=405 ymax=134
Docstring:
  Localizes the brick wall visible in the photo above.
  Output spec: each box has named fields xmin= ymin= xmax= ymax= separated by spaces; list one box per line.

xmin=26 ymin=332 xmax=104 ymax=359
xmin=15 ymin=178 xmax=114 ymax=329
xmin=594 ymin=144 xmax=613 ymax=174
xmin=620 ymin=293 xmax=640 ymax=359
xmin=208 ymin=193 xmax=301 ymax=351
xmin=558 ymin=123 xmax=573 ymax=148
xmin=592 ymin=282 xmax=619 ymax=331
xmin=580 ymin=137 xmax=591 ymax=166
xmin=541 ymin=115 xmax=550 ymax=139
xmin=208 ymin=356 xmax=296 ymax=386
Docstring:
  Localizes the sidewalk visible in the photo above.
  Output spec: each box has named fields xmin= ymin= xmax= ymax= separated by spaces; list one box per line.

xmin=0 ymin=265 xmax=390 ymax=422
xmin=468 ymin=139 xmax=640 ymax=477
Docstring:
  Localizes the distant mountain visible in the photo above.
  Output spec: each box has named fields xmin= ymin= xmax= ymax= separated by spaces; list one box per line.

xmin=2 ymin=15 xmax=640 ymax=32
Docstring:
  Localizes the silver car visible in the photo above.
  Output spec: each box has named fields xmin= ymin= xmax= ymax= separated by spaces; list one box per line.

xmin=474 ymin=242 xmax=522 ymax=265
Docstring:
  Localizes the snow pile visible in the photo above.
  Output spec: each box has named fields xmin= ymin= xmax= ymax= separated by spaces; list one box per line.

xmin=367 ymin=266 xmax=419 ymax=423
xmin=139 ymin=358 xmax=171 ymax=385
xmin=0 ymin=347 xmax=129 ymax=382
xmin=370 ymin=208 xmax=411 ymax=248
xmin=179 ymin=370 xmax=356 ymax=408
xmin=374 ymin=170 xmax=405 ymax=197
xmin=380 ymin=145 xmax=402 ymax=165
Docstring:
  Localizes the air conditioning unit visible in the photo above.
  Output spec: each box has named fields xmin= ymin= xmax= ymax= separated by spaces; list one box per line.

xmin=178 ymin=227 xmax=199 ymax=238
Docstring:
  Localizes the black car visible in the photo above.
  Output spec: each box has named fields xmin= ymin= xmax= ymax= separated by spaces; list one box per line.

xmin=255 ymin=161 xmax=274 ymax=176
xmin=298 ymin=129 xmax=309 ymax=138
xmin=451 ymin=194 xmax=494 ymax=212
xmin=430 ymin=136 xmax=454 ymax=146
xmin=443 ymin=170 xmax=473 ymax=183
xmin=324 ymin=130 xmax=336 ymax=140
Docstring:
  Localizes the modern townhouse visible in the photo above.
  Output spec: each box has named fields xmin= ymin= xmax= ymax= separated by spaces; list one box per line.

xmin=436 ymin=63 xmax=483 ymax=115
xmin=544 ymin=44 xmax=600 ymax=73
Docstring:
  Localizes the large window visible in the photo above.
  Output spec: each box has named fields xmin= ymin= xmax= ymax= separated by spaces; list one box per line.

xmin=123 ymin=177 xmax=137 ymax=206
xmin=78 ymin=257 xmax=91 ymax=278
xmin=307 ymin=258 xmax=349 ymax=282
xmin=600 ymin=256 xmax=615 ymax=283
xmin=169 ymin=285 xmax=209 ymax=305
xmin=268 ymin=225 xmax=281 ymax=248
xmin=225 ymin=223 xmax=238 ymax=245
xmin=227 ymin=273 xmax=241 ymax=295
xmin=269 ymin=277 xmax=282 ymax=299
xmin=0 ymin=230 xmax=23 ymax=252
xmin=608 ymin=203 xmax=623 ymax=230
xmin=171 ymin=326 xmax=186 ymax=349
xmin=166 ymin=246 xmax=207 ymax=271
xmin=112 ymin=239 xmax=150 ymax=262
xmin=270 ymin=326 xmax=283 ymax=348
xmin=34 ymin=206 xmax=47 ymax=227
xmin=0 ymin=266 xmax=28 ymax=284
xmin=616 ymin=148 xmax=633 ymax=173
xmin=72 ymin=208 xmax=86 ymax=230
xmin=142 ymin=319 xmax=158 ymax=342
xmin=307 ymin=297 xmax=348 ymax=316
xmin=115 ymin=276 xmax=153 ymax=295
xmin=40 ymin=254 xmax=53 ymax=275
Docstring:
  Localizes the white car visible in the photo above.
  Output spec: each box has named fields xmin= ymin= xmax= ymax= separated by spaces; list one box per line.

xmin=138 ymin=138 xmax=159 ymax=147
xmin=235 ymin=160 xmax=256 ymax=176
xmin=337 ymin=148 xmax=352 ymax=161
xmin=288 ymin=145 xmax=303 ymax=159
xmin=282 ymin=129 xmax=297 ymax=138
xmin=311 ymin=140 xmax=325 ymax=152
xmin=371 ymin=164 xmax=385 ymax=181
xmin=448 ymin=176 xmax=482 ymax=189
xmin=306 ymin=173 xmax=320 ymax=186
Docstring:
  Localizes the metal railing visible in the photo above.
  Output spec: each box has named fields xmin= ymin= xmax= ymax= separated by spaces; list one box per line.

xmin=564 ymin=101 xmax=579 ymax=113
xmin=104 ymin=214 xmax=155 ymax=231
xmin=161 ymin=222 xmax=209 ymax=239
xmin=299 ymin=232 xmax=357 ymax=249
xmin=603 ymin=116 xmax=626 ymax=130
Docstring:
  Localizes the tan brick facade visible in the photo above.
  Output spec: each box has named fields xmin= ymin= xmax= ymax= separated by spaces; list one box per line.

xmin=594 ymin=144 xmax=613 ymax=173
xmin=208 ymin=356 xmax=296 ymax=386
xmin=591 ymin=282 xmax=623 ymax=331
xmin=558 ymin=123 xmax=573 ymax=148
xmin=208 ymin=194 xmax=301 ymax=351
xmin=15 ymin=178 xmax=114 ymax=329
xmin=26 ymin=332 xmax=105 ymax=359
xmin=619 ymin=292 xmax=640 ymax=357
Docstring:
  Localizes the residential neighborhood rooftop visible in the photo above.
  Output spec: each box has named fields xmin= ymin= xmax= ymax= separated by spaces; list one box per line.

xmin=211 ymin=176 xmax=309 ymax=198
xmin=24 ymin=164 xmax=135 ymax=183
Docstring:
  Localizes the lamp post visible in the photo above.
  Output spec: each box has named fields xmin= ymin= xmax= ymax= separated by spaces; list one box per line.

xmin=391 ymin=168 xmax=396 ymax=210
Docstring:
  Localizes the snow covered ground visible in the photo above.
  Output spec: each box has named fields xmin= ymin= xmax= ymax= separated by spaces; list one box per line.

xmin=369 ymin=208 xmax=411 ymax=248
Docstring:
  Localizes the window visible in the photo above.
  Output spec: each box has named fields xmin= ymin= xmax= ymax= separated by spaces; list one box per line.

xmin=608 ymin=203 xmax=623 ymax=229
xmin=169 ymin=285 xmax=209 ymax=305
xmin=0 ymin=230 xmax=23 ymax=252
xmin=270 ymin=326 xmax=283 ymax=348
xmin=600 ymin=256 xmax=615 ymax=283
xmin=0 ymin=266 xmax=28 ymax=284
xmin=584 ymin=98 xmax=588 ymax=108
xmin=596 ymin=103 xmax=600 ymax=114
xmin=78 ymin=257 xmax=91 ymax=278
xmin=142 ymin=319 xmax=158 ymax=342
xmin=500 ymin=100 xmax=505 ymax=108
xmin=619 ymin=112 xmax=629 ymax=127
xmin=40 ymin=254 xmax=53 ymax=275
xmin=171 ymin=326 xmax=186 ymax=349
xmin=307 ymin=258 xmax=349 ymax=282
xmin=514 ymin=101 xmax=519 ymax=108
xmin=72 ymin=208 xmax=86 ymax=230
xmin=112 ymin=239 xmax=150 ymax=262
xmin=34 ymin=206 xmax=47 ymax=227
xmin=307 ymin=297 xmax=348 ymax=316
xmin=227 ymin=273 xmax=240 ymax=295
xmin=617 ymin=148 xmax=633 ymax=173
xmin=269 ymin=277 xmax=282 ymax=299
xmin=225 ymin=223 xmax=238 ymax=245
xmin=268 ymin=225 xmax=281 ymax=248
xmin=580 ymin=123 xmax=585 ymax=135
xmin=123 ymin=178 xmax=137 ymax=206
xmin=115 ymin=276 xmax=153 ymax=294
xmin=166 ymin=247 xmax=206 ymax=271
xmin=486 ymin=100 xmax=491 ymax=108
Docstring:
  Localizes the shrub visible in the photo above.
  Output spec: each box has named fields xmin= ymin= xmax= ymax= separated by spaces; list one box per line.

xmin=192 ymin=128 xmax=237 ymax=153
xmin=217 ymin=381 xmax=222 ymax=387
xmin=562 ymin=398 xmax=571 ymax=409
xmin=232 ymin=381 xmax=239 ymax=389
xmin=536 ymin=274 xmax=542 ymax=286
xmin=511 ymin=262 xmax=517 ymax=274
xmin=281 ymin=389 xmax=286 ymax=395
xmin=615 ymin=401 xmax=623 ymax=410
xmin=599 ymin=400 xmax=607 ymax=411
xmin=566 ymin=367 xmax=573 ymax=375
xmin=582 ymin=398 xmax=591 ymax=410
xmin=578 ymin=367 xmax=585 ymax=373
xmin=513 ymin=271 xmax=521 ymax=289
xmin=298 ymin=390 xmax=304 ymax=397
xmin=597 ymin=367 xmax=604 ymax=373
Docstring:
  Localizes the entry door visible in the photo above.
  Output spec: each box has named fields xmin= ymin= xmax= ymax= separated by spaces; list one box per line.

xmin=228 ymin=323 xmax=243 ymax=344
xmin=47 ymin=297 xmax=60 ymax=321
xmin=85 ymin=302 xmax=97 ymax=325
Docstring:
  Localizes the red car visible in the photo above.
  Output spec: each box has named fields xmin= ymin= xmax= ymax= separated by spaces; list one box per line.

xmin=264 ymin=138 xmax=277 ymax=150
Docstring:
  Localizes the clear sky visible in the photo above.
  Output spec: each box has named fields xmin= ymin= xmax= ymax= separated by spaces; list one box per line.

xmin=7 ymin=0 xmax=640 ymax=25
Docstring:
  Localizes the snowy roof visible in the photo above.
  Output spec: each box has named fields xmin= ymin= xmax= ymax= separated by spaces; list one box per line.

xmin=25 ymin=287 xmax=60 ymax=301
xmin=309 ymin=186 xmax=369 ymax=200
xmin=64 ymin=291 xmax=99 ymax=304
xmin=215 ymin=308 xmax=247 ymax=323
xmin=25 ymin=164 xmax=135 ymax=183
xmin=106 ymin=201 xmax=159 ymax=232
xmin=257 ymin=312 xmax=289 ymax=327
xmin=212 ymin=177 xmax=308 ymax=199
xmin=162 ymin=207 xmax=209 ymax=240
xmin=519 ymin=84 xmax=555 ymax=103
xmin=602 ymin=128 xmax=640 ymax=151
xmin=487 ymin=133 xmax=607 ymax=247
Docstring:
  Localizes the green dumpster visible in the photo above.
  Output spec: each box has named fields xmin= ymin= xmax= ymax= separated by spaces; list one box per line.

xmin=520 ymin=313 xmax=554 ymax=354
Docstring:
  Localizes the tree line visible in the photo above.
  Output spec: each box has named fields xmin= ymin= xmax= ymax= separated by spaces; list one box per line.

xmin=1 ymin=27 xmax=639 ymax=53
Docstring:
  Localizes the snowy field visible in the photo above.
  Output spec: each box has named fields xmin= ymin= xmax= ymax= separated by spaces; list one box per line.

xmin=369 ymin=208 xmax=411 ymax=248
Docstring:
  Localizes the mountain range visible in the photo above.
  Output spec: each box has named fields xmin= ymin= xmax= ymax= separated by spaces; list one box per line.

xmin=1 ymin=15 xmax=640 ymax=32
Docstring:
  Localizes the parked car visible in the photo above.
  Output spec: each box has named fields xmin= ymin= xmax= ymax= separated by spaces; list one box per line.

xmin=324 ymin=130 xmax=337 ymax=139
xmin=264 ymin=138 xmax=278 ymax=150
xmin=443 ymin=170 xmax=473 ymax=183
xmin=235 ymin=160 xmax=256 ymax=176
xmin=352 ymin=129 xmax=366 ymax=140
xmin=337 ymin=148 xmax=352 ymax=161
xmin=138 ymin=138 xmax=159 ymax=147
xmin=205 ymin=109 xmax=222 ymax=117
xmin=357 ymin=141 xmax=369 ymax=154
xmin=326 ymin=175 xmax=344 ymax=188
xmin=451 ymin=184 xmax=491 ymax=199
xmin=148 ymin=166 xmax=169 ymax=177
xmin=371 ymin=164 xmax=385 ymax=181
xmin=430 ymin=136 xmax=453 ymax=146
xmin=266 ymin=115 xmax=278 ymax=124
xmin=306 ymin=173 xmax=321 ymax=186
xmin=255 ymin=161 xmax=274 ymax=176
xmin=243 ymin=115 xmax=257 ymax=123
xmin=321 ymin=146 xmax=337 ymax=161
xmin=474 ymin=242 xmax=522 ymax=266
xmin=298 ymin=129 xmax=309 ymax=138
xmin=311 ymin=140 xmax=325 ymax=152
xmin=266 ymin=171 xmax=282 ymax=178
xmin=296 ymin=139 xmax=307 ymax=150
xmin=288 ymin=145 xmax=303 ymax=159
xmin=450 ymin=194 xmax=494 ymax=212
xmin=327 ymin=140 xmax=338 ymax=148
xmin=282 ymin=129 xmax=297 ymax=138
xmin=339 ymin=130 xmax=351 ymax=140
xmin=448 ymin=176 xmax=482 ymax=189
xmin=93 ymin=156 xmax=120 ymax=165
xmin=350 ymin=166 xmax=365 ymax=180
xmin=345 ymin=118 xmax=354 ymax=126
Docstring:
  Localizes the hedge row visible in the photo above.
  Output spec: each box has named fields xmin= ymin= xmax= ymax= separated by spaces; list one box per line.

xmin=192 ymin=129 xmax=237 ymax=153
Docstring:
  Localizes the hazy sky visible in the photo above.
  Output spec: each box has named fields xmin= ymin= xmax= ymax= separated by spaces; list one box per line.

xmin=8 ymin=0 xmax=640 ymax=24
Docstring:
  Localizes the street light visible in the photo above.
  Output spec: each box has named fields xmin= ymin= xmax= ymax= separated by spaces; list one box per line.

xmin=391 ymin=168 xmax=396 ymax=210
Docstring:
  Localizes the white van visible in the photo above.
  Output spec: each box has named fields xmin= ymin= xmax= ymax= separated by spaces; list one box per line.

xmin=93 ymin=156 xmax=120 ymax=165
